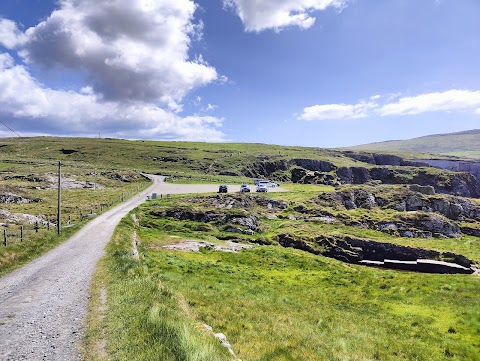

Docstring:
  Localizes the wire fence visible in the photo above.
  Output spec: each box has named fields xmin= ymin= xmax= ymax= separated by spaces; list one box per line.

xmin=1 ymin=183 xmax=151 ymax=247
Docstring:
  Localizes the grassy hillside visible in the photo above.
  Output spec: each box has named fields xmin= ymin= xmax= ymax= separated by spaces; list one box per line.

xmin=348 ymin=129 xmax=480 ymax=159
xmin=1 ymin=136 xmax=479 ymax=359
xmin=83 ymin=189 xmax=480 ymax=360
xmin=0 ymin=136 xmax=356 ymax=178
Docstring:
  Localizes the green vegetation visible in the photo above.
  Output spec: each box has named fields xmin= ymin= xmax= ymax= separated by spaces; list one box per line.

xmin=348 ymin=129 xmax=480 ymax=159
xmin=88 ymin=185 xmax=480 ymax=360
xmin=2 ymin=136 xmax=479 ymax=359
xmin=0 ymin=135 xmax=415 ymax=183
xmin=83 ymin=219 xmax=232 ymax=361
xmin=0 ymin=138 xmax=152 ymax=274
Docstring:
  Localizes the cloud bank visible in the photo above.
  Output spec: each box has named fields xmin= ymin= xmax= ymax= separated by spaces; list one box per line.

xmin=299 ymin=90 xmax=480 ymax=121
xmin=0 ymin=0 xmax=224 ymax=141
xmin=223 ymin=0 xmax=346 ymax=32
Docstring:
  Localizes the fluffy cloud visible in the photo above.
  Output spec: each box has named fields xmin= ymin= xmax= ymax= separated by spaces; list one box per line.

xmin=378 ymin=90 xmax=480 ymax=116
xmin=0 ymin=54 xmax=224 ymax=140
xmin=299 ymin=101 xmax=376 ymax=121
xmin=299 ymin=90 xmax=480 ymax=121
xmin=6 ymin=0 xmax=218 ymax=106
xmin=0 ymin=0 xmax=225 ymax=141
xmin=0 ymin=19 xmax=26 ymax=49
xmin=223 ymin=0 xmax=346 ymax=32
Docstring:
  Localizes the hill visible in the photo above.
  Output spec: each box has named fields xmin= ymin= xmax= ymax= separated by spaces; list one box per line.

xmin=1 ymin=136 xmax=479 ymax=360
xmin=348 ymin=129 xmax=480 ymax=159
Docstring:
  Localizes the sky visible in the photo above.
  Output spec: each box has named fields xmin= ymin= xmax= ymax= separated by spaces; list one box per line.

xmin=0 ymin=0 xmax=479 ymax=148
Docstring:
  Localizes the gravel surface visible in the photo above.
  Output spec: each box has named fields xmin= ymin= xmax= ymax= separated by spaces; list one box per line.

xmin=0 ymin=176 xmax=284 ymax=360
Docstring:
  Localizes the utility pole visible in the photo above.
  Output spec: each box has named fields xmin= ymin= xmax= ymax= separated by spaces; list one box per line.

xmin=57 ymin=161 xmax=61 ymax=235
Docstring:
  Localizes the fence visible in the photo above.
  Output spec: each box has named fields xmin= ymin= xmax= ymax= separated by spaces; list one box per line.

xmin=1 ymin=183 xmax=151 ymax=247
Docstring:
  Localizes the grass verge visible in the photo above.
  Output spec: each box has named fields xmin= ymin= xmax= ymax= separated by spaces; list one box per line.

xmin=83 ymin=218 xmax=232 ymax=361
xmin=85 ymin=198 xmax=480 ymax=360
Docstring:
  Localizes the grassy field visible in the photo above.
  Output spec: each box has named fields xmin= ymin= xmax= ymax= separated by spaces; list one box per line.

xmin=0 ymin=141 xmax=152 ymax=275
xmin=349 ymin=129 xmax=480 ymax=159
xmin=84 ymin=187 xmax=480 ymax=360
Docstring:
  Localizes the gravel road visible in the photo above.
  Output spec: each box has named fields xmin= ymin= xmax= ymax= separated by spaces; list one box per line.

xmin=0 ymin=176 xmax=284 ymax=360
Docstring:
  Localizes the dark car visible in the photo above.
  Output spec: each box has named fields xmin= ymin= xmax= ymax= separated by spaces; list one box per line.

xmin=218 ymin=184 xmax=228 ymax=193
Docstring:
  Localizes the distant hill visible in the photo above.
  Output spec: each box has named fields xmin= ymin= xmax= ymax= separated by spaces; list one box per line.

xmin=348 ymin=129 xmax=480 ymax=159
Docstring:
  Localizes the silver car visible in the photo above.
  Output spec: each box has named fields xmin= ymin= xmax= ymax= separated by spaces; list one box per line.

xmin=256 ymin=184 xmax=268 ymax=192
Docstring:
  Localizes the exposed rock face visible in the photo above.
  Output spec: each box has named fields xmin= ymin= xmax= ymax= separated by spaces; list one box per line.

xmin=396 ymin=213 xmax=460 ymax=238
xmin=343 ymin=151 xmax=428 ymax=167
xmin=149 ymin=208 xmax=259 ymax=231
xmin=242 ymin=159 xmax=290 ymax=178
xmin=2 ymin=174 xmax=46 ymax=182
xmin=242 ymin=153 xmax=480 ymax=198
xmin=319 ymin=188 xmax=478 ymax=218
xmin=315 ymin=188 xmax=479 ymax=238
xmin=242 ymin=158 xmax=335 ymax=179
xmin=408 ymin=184 xmax=435 ymax=195
xmin=0 ymin=192 xmax=41 ymax=204
xmin=275 ymin=233 xmax=474 ymax=273
xmin=418 ymin=159 xmax=480 ymax=183
xmin=292 ymin=159 xmax=336 ymax=172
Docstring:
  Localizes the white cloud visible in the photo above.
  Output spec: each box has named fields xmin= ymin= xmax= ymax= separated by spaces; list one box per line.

xmin=299 ymin=101 xmax=376 ymax=121
xmin=378 ymin=89 xmax=480 ymax=116
xmin=4 ymin=0 xmax=218 ymax=105
xmin=299 ymin=89 xmax=480 ymax=121
xmin=223 ymin=0 xmax=346 ymax=32
xmin=0 ymin=1 xmax=227 ymax=141
xmin=0 ymin=57 xmax=224 ymax=140
xmin=0 ymin=19 xmax=26 ymax=49
xmin=0 ymin=57 xmax=224 ymax=141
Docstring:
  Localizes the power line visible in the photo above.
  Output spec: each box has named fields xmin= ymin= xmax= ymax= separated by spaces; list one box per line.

xmin=0 ymin=119 xmax=22 ymax=138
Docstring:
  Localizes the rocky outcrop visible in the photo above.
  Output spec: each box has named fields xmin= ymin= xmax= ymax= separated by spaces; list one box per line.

xmin=342 ymin=151 xmax=428 ymax=167
xmin=275 ymin=233 xmax=475 ymax=274
xmin=242 ymin=158 xmax=335 ymax=180
xmin=0 ymin=192 xmax=41 ymax=204
xmin=314 ymin=188 xmax=479 ymax=238
xmin=319 ymin=188 xmax=480 ymax=221
xmin=149 ymin=208 xmax=259 ymax=232
xmin=242 ymin=154 xmax=480 ymax=197
xmin=189 ymin=194 xmax=288 ymax=211
xmin=417 ymin=159 xmax=480 ymax=183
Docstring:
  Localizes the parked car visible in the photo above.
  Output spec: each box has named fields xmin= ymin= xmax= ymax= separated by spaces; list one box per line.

xmin=258 ymin=180 xmax=278 ymax=188
xmin=218 ymin=184 xmax=228 ymax=193
xmin=267 ymin=180 xmax=280 ymax=187
xmin=240 ymin=184 xmax=250 ymax=192
xmin=256 ymin=184 xmax=268 ymax=192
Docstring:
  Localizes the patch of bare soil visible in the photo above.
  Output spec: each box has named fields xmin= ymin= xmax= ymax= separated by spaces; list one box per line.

xmin=163 ymin=240 xmax=254 ymax=253
xmin=0 ymin=209 xmax=51 ymax=226
xmin=45 ymin=175 xmax=105 ymax=190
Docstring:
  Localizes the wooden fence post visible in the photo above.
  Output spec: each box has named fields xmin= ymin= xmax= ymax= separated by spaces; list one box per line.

xmin=35 ymin=221 xmax=38 ymax=233
xmin=21 ymin=225 xmax=23 ymax=242
xmin=3 ymin=229 xmax=6 ymax=246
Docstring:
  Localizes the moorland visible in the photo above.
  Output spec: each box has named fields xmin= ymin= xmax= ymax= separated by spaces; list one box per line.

xmin=0 ymin=136 xmax=479 ymax=360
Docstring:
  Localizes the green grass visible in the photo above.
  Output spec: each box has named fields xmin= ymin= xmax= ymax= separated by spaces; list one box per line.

xmin=95 ymin=212 xmax=480 ymax=360
xmin=348 ymin=129 xmax=480 ymax=159
xmin=0 ymin=162 xmax=151 ymax=275
xmin=87 ymin=186 xmax=480 ymax=360
xmin=0 ymin=221 xmax=85 ymax=277
xmin=84 ymin=219 xmax=232 ymax=361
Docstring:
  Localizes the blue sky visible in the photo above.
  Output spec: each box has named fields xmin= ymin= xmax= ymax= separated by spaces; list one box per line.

xmin=0 ymin=0 xmax=479 ymax=147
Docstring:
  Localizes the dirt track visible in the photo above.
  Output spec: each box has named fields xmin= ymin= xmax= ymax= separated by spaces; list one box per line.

xmin=0 ymin=176 xmax=283 ymax=360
